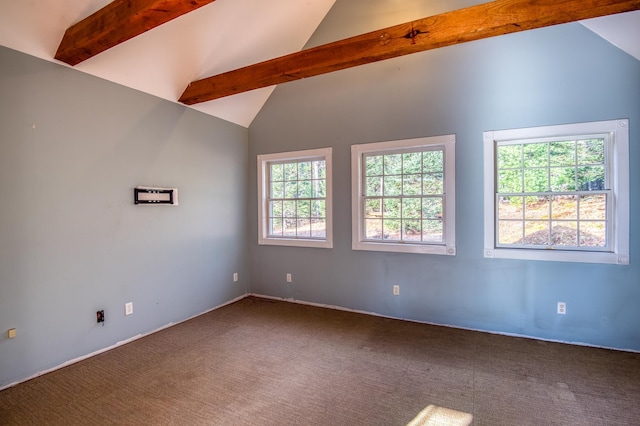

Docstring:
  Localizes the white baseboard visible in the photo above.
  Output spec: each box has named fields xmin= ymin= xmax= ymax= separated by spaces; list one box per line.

xmin=248 ymin=293 xmax=640 ymax=354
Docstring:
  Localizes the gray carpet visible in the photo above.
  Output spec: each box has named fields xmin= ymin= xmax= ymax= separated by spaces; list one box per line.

xmin=1 ymin=296 xmax=639 ymax=425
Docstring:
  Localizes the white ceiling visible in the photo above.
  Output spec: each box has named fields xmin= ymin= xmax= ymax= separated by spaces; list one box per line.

xmin=581 ymin=10 xmax=640 ymax=62
xmin=0 ymin=1 xmax=638 ymax=128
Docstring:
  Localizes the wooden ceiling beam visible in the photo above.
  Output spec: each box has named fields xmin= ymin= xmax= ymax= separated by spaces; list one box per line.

xmin=55 ymin=0 xmax=217 ymax=66
xmin=179 ymin=0 xmax=640 ymax=105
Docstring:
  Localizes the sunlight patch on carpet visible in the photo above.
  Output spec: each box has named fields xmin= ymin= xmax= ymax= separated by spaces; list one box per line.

xmin=407 ymin=405 xmax=473 ymax=426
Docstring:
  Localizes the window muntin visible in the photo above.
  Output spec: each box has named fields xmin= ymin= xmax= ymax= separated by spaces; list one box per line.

xmin=495 ymin=136 xmax=610 ymax=251
xmin=484 ymin=119 xmax=629 ymax=264
xmin=352 ymin=135 xmax=456 ymax=255
xmin=268 ymin=159 xmax=327 ymax=239
xmin=258 ymin=148 xmax=332 ymax=248
xmin=362 ymin=148 xmax=445 ymax=244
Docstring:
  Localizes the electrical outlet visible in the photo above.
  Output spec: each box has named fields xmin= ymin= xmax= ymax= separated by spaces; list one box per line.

xmin=393 ymin=285 xmax=400 ymax=296
xmin=286 ymin=273 xmax=292 ymax=283
xmin=8 ymin=328 xmax=16 ymax=339
xmin=125 ymin=302 xmax=133 ymax=316
xmin=233 ymin=272 xmax=238 ymax=282
xmin=557 ymin=302 xmax=566 ymax=315
xmin=97 ymin=310 xmax=105 ymax=323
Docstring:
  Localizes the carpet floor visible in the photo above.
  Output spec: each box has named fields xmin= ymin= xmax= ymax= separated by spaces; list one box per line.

xmin=1 ymin=296 xmax=639 ymax=425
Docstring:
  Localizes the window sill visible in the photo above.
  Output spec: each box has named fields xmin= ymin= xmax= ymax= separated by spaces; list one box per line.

xmin=353 ymin=241 xmax=456 ymax=255
xmin=259 ymin=237 xmax=332 ymax=249
xmin=484 ymin=248 xmax=628 ymax=265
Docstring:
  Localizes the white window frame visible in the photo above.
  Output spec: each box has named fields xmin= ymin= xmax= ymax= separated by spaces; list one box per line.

xmin=351 ymin=135 xmax=456 ymax=255
xmin=483 ymin=119 xmax=629 ymax=265
xmin=258 ymin=147 xmax=333 ymax=249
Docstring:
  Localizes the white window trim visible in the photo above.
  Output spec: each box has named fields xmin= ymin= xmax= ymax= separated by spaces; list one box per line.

xmin=257 ymin=147 xmax=333 ymax=249
xmin=483 ymin=119 xmax=629 ymax=265
xmin=351 ymin=135 xmax=456 ymax=255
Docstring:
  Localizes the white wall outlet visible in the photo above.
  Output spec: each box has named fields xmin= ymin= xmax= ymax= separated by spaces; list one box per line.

xmin=125 ymin=302 xmax=133 ymax=316
xmin=393 ymin=285 xmax=400 ymax=296
xmin=233 ymin=272 xmax=238 ymax=282
xmin=286 ymin=273 xmax=292 ymax=283
xmin=557 ymin=302 xmax=566 ymax=315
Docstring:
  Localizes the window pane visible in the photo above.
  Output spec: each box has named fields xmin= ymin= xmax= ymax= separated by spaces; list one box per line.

xmin=577 ymin=138 xmax=604 ymax=165
xmin=297 ymin=219 xmax=311 ymax=237
xmin=284 ymin=163 xmax=297 ymax=181
xmin=422 ymin=197 xmax=443 ymax=219
xmin=270 ymin=200 xmax=283 ymax=218
xmin=311 ymin=179 xmax=327 ymax=198
xmin=524 ymin=196 xmax=548 ymax=220
xmin=298 ymin=161 xmax=311 ymax=180
xmin=551 ymin=195 xmax=577 ymax=220
xmin=283 ymin=200 xmax=296 ymax=218
xmin=403 ymin=198 xmax=421 ymax=219
xmin=312 ymin=160 xmax=326 ymax=179
xmin=297 ymin=180 xmax=311 ymax=198
xmin=402 ymin=220 xmax=421 ymax=241
xmin=498 ymin=220 xmax=523 ymax=245
xmin=384 ymin=154 xmax=402 ymax=175
xmin=579 ymin=222 xmax=606 ymax=247
xmin=284 ymin=181 xmax=297 ymax=198
xmin=423 ymin=173 xmax=443 ymax=194
xmin=271 ymin=182 xmax=284 ymax=199
xmin=366 ymin=176 xmax=382 ymax=196
xmin=403 ymin=175 xmax=421 ymax=195
xmin=549 ymin=141 xmax=575 ymax=166
xmin=383 ymin=219 xmax=400 ymax=240
xmin=524 ymin=221 xmax=550 ymax=245
xmin=403 ymin=152 xmax=422 ymax=174
xmin=283 ymin=219 xmax=297 ymax=236
xmin=365 ymin=219 xmax=382 ymax=240
xmin=311 ymin=179 xmax=326 ymax=198
xmin=383 ymin=175 xmax=402 ymax=196
xmin=311 ymin=219 xmax=326 ymax=238
xmin=365 ymin=155 xmax=383 ymax=177
xmin=498 ymin=196 xmax=523 ymax=220
xmin=523 ymin=143 xmax=548 ymax=168
xmin=423 ymin=150 xmax=443 ymax=173
xmin=497 ymin=144 xmax=522 ymax=169
xmin=498 ymin=170 xmax=522 ymax=193
xmin=422 ymin=220 xmax=443 ymax=242
xmin=311 ymin=200 xmax=325 ymax=219
xmin=297 ymin=200 xmax=311 ymax=218
xmin=551 ymin=221 xmax=578 ymax=246
xmin=550 ymin=167 xmax=576 ymax=191
xmin=577 ymin=166 xmax=604 ymax=191
xmin=383 ymin=198 xmax=400 ymax=218
xmin=270 ymin=164 xmax=284 ymax=181
xmin=579 ymin=194 xmax=606 ymax=220
xmin=524 ymin=168 xmax=548 ymax=192
xmin=365 ymin=199 xmax=382 ymax=219
xmin=270 ymin=218 xmax=283 ymax=236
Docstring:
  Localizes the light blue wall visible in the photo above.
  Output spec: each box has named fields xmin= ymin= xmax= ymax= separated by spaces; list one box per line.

xmin=248 ymin=4 xmax=640 ymax=350
xmin=0 ymin=46 xmax=249 ymax=388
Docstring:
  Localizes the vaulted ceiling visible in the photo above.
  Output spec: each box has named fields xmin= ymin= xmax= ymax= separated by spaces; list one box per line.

xmin=1 ymin=1 xmax=638 ymax=128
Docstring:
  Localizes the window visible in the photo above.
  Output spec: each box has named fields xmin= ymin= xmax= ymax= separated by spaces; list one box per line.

xmin=351 ymin=135 xmax=456 ymax=255
xmin=258 ymin=148 xmax=332 ymax=248
xmin=484 ymin=119 xmax=629 ymax=264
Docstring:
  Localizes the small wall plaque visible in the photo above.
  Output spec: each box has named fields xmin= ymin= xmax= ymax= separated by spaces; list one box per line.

xmin=134 ymin=187 xmax=178 ymax=205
